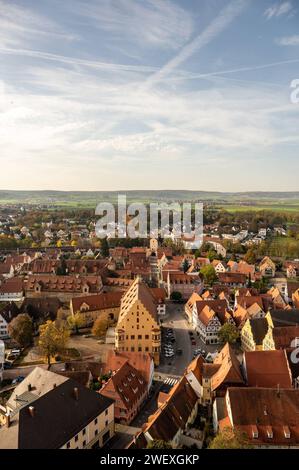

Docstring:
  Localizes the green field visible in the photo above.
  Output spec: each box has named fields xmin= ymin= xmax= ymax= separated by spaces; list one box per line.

xmin=0 ymin=190 xmax=299 ymax=213
xmin=220 ymin=204 xmax=299 ymax=213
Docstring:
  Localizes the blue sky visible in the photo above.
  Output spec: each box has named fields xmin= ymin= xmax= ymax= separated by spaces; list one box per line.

xmin=0 ymin=0 xmax=299 ymax=191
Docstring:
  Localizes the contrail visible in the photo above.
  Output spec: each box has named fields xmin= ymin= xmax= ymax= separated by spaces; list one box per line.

xmin=0 ymin=47 xmax=158 ymax=74
xmin=142 ymin=0 xmax=249 ymax=90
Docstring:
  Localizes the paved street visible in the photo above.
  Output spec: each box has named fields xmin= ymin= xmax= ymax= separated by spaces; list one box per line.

xmin=157 ymin=301 xmax=218 ymax=377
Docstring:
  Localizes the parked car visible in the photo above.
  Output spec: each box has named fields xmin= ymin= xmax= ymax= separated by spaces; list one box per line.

xmin=4 ymin=361 xmax=13 ymax=369
xmin=12 ymin=376 xmax=25 ymax=385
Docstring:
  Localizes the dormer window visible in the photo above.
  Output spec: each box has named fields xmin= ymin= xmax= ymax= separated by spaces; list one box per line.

xmin=252 ymin=425 xmax=258 ymax=439
xmin=283 ymin=426 xmax=291 ymax=439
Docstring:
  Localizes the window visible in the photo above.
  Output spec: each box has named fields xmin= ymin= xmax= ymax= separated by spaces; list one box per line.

xmin=131 ymin=346 xmax=135 ymax=352
xmin=83 ymin=440 xmax=86 ymax=447
xmin=145 ymin=335 xmax=149 ymax=339
xmin=75 ymin=435 xmax=78 ymax=442
xmin=105 ymin=420 xmax=109 ymax=427
xmin=105 ymin=409 xmax=108 ymax=416
xmin=95 ymin=429 xmax=98 ymax=436
xmin=138 ymin=335 xmax=142 ymax=339
xmin=131 ymin=335 xmax=135 ymax=339
xmin=83 ymin=428 xmax=86 ymax=436
xmin=94 ymin=418 xmax=98 ymax=425
xmin=66 ymin=442 xmax=70 ymax=449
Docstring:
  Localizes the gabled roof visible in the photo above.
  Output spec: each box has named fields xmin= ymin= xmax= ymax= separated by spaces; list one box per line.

xmin=272 ymin=325 xmax=299 ymax=349
xmin=71 ymin=291 xmax=123 ymax=313
xmin=142 ymin=377 xmax=198 ymax=442
xmin=225 ymin=387 xmax=299 ymax=446
xmin=248 ymin=317 xmax=269 ymax=345
xmin=244 ymin=350 xmax=292 ymax=388
xmin=18 ymin=378 xmax=114 ymax=449
xmin=100 ymin=361 xmax=147 ymax=411
xmin=0 ymin=278 xmax=23 ymax=294
xmin=118 ymin=277 xmax=157 ymax=323
xmin=103 ymin=350 xmax=153 ymax=385
xmin=211 ymin=343 xmax=244 ymax=391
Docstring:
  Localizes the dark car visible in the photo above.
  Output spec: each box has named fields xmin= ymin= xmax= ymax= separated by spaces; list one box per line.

xmin=12 ymin=375 xmax=25 ymax=385
xmin=4 ymin=361 xmax=13 ymax=369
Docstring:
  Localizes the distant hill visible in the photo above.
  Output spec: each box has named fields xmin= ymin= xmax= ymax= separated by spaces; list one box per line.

xmin=0 ymin=190 xmax=299 ymax=209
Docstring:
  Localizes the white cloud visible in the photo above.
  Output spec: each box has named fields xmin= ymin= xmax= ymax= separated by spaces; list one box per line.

xmin=264 ymin=1 xmax=294 ymax=19
xmin=276 ymin=35 xmax=299 ymax=45
xmin=72 ymin=0 xmax=194 ymax=50
xmin=0 ymin=0 xmax=77 ymax=47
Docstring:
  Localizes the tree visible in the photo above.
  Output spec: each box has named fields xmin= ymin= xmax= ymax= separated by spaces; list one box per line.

xmin=38 ymin=320 xmax=70 ymax=368
xmin=56 ymin=257 xmax=67 ymax=275
xmin=209 ymin=427 xmax=252 ymax=449
xmin=183 ymin=259 xmax=189 ymax=273
xmin=218 ymin=324 xmax=239 ymax=345
xmin=147 ymin=439 xmax=172 ymax=449
xmin=8 ymin=314 xmax=33 ymax=348
xmin=244 ymin=248 xmax=257 ymax=265
xmin=207 ymin=249 xmax=218 ymax=261
xmin=67 ymin=312 xmax=85 ymax=334
xmin=200 ymin=265 xmax=217 ymax=285
xmin=170 ymin=291 xmax=182 ymax=302
xmin=100 ymin=237 xmax=110 ymax=257
xmin=92 ymin=316 xmax=109 ymax=338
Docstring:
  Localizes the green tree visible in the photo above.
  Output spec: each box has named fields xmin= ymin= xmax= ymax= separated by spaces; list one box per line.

xmin=56 ymin=257 xmax=67 ymax=275
xmin=100 ymin=237 xmax=110 ymax=257
xmin=38 ymin=320 xmax=70 ymax=368
xmin=200 ymin=265 xmax=217 ymax=285
xmin=244 ymin=248 xmax=257 ymax=265
xmin=67 ymin=312 xmax=85 ymax=334
xmin=209 ymin=427 xmax=252 ymax=449
xmin=170 ymin=291 xmax=182 ymax=301
xmin=207 ymin=249 xmax=218 ymax=261
xmin=218 ymin=324 xmax=239 ymax=345
xmin=182 ymin=259 xmax=189 ymax=273
xmin=147 ymin=439 xmax=172 ymax=449
xmin=92 ymin=316 xmax=109 ymax=338
xmin=8 ymin=314 xmax=33 ymax=348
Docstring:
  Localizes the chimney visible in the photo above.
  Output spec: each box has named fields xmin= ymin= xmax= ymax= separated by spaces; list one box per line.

xmin=73 ymin=387 xmax=79 ymax=401
xmin=28 ymin=406 xmax=35 ymax=417
xmin=6 ymin=413 xmax=11 ymax=428
xmin=277 ymin=383 xmax=281 ymax=398
xmin=27 ymin=383 xmax=32 ymax=392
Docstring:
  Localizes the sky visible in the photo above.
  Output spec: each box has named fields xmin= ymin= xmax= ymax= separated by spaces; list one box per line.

xmin=0 ymin=0 xmax=299 ymax=192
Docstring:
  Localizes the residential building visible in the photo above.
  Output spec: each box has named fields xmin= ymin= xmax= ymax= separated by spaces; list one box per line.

xmin=0 ymin=367 xmax=114 ymax=449
xmin=100 ymin=361 xmax=148 ymax=425
xmin=0 ymin=278 xmax=24 ymax=302
xmin=192 ymin=299 xmax=234 ymax=345
xmin=0 ymin=302 xmax=20 ymax=339
xmin=259 ymin=256 xmax=276 ymax=278
xmin=131 ymin=377 xmax=199 ymax=449
xmin=0 ymin=340 xmax=4 ymax=383
xmin=215 ymin=387 xmax=299 ymax=447
xmin=184 ymin=292 xmax=203 ymax=324
xmin=103 ymin=350 xmax=154 ymax=392
xmin=25 ymin=274 xmax=103 ymax=301
xmin=241 ymin=317 xmax=270 ymax=351
xmin=241 ymin=350 xmax=292 ymax=388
